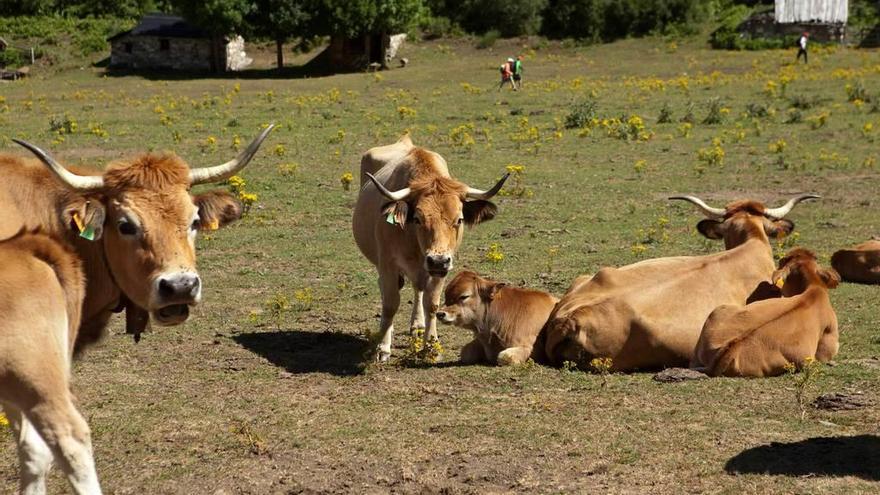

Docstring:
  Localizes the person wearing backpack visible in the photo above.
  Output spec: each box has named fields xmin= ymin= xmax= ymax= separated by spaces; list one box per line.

xmin=512 ymin=55 xmax=524 ymax=90
xmin=797 ymin=32 xmax=809 ymax=64
xmin=498 ymin=57 xmax=515 ymax=91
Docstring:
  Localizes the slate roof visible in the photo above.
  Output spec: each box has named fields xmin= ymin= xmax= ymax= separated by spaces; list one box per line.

xmin=109 ymin=13 xmax=209 ymax=41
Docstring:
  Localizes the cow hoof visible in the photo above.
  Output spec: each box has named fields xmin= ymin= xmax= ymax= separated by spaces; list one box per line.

xmin=376 ymin=349 xmax=391 ymax=363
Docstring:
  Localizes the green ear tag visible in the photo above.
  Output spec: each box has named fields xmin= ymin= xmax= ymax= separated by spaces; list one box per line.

xmin=386 ymin=212 xmax=396 ymax=225
xmin=80 ymin=226 xmax=96 ymax=241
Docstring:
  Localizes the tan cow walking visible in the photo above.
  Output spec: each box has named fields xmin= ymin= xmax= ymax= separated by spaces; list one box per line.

xmin=436 ymin=270 xmax=558 ymax=365
xmin=831 ymin=240 xmax=880 ymax=284
xmin=543 ymin=195 xmax=819 ymax=371
xmin=353 ymin=135 xmax=508 ymax=361
xmin=0 ymin=231 xmax=98 ymax=494
xmin=692 ymin=248 xmax=840 ymax=377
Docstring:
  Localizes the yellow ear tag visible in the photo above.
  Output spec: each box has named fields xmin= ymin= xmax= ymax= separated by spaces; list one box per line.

xmin=208 ymin=219 xmax=220 ymax=231
xmin=72 ymin=212 xmax=86 ymax=233
xmin=775 ymin=277 xmax=785 ymax=288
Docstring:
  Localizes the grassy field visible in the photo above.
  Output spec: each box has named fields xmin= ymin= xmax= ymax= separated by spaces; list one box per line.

xmin=1 ymin=35 xmax=880 ymax=493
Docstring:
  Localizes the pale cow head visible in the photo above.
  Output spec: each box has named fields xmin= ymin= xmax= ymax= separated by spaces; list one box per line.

xmin=669 ymin=194 xmax=820 ymax=249
xmin=13 ymin=125 xmax=274 ymax=326
xmin=773 ymin=248 xmax=840 ymax=296
xmin=366 ymin=150 xmax=508 ymax=277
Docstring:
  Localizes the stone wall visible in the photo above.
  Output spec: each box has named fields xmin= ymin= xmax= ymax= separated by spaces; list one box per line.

xmin=110 ymin=35 xmax=214 ymax=70
xmin=739 ymin=12 xmax=845 ymax=43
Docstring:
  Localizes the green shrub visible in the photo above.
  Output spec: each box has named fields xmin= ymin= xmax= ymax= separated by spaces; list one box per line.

xmin=542 ymin=0 xmax=711 ymax=42
xmin=0 ymin=49 xmax=24 ymax=68
xmin=657 ymin=101 xmax=673 ymax=123
xmin=476 ymin=29 xmax=501 ymax=49
xmin=564 ymin=98 xmax=598 ymax=128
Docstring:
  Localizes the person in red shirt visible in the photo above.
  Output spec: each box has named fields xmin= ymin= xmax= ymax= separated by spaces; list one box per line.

xmin=498 ymin=57 xmax=514 ymax=91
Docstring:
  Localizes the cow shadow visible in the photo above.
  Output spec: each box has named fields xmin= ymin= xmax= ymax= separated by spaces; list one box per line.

xmin=725 ymin=435 xmax=880 ymax=480
xmin=234 ymin=329 xmax=368 ymax=376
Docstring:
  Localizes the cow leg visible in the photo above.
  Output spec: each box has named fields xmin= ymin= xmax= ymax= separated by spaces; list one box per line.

xmin=409 ymin=280 xmax=426 ymax=332
xmin=25 ymin=398 xmax=101 ymax=495
xmin=460 ymin=339 xmax=485 ymax=365
xmin=4 ymin=406 xmax=54 ymax=495
xmin=497 ymin=346 xmax=533 ymax=366
xmin=374 ymin=271 xmax=402 ymax=362
xmin=422 ymin=276 xmax=444 ymax=343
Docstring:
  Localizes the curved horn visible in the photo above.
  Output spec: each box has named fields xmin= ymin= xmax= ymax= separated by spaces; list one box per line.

xmin=764 ymin=194 xmax=821 ymax=219
xmin=465 ymin=172 xmax=510 ymax=200
xmin=189 ymin=124 xmax=276 ymax=185
xmin=365 ymin=173 xmax=411 ymax=201
xmin=669 ymin=195 xmax=726 ymax=220
xmin=13 ymin=139 xmax=104 ymax=191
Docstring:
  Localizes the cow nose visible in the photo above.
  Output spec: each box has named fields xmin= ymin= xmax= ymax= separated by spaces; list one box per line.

xmin=436 ymin=311 xmax=447 ymax=320
xmin=426 ymin=254 xmax=452 ymax=271
xmin=158 ymin=273 xmax=201 ymax=300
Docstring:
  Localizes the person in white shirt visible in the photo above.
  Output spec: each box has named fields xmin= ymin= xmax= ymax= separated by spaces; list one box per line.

xmin=797 ymin=32 xmax=809 ymax=64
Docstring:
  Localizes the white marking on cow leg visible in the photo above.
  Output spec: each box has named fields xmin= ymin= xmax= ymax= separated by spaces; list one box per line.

xmin=410 ymin=283 xmax=425 ymax=331
xmin=26 ymin=400 xmax=102 ymax=495
xmin=497 ymin=347 xmax=532 ymax=366
xmin=423 ymin=276 xmax=444 ymax=343
xmin=5 ymin=407 xmax=53 ymax=495
xmin=375 ymin=272 xmax=402 ymax=362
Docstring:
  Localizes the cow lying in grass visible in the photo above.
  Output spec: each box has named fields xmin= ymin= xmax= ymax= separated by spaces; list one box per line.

xmin=436 ymin=270 xmax=557 ymax=365
xmin=0 ymin=231 xmax=100 ymax=494
xmin=831 ymin=240 xmax=880 ymax=284
xmin=691 ymin=248 xmax=840 ymax=378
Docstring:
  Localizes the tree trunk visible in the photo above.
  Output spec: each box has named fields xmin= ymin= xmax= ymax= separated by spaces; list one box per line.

xmin=276 ymin=38 xmax=284 ymax=70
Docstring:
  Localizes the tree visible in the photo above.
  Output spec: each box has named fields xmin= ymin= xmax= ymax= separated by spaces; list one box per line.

xmin=249 ymin=0 xmax=309 ymax=69
xmin=308 ymin=0 xmax=424 ymax=38
xmin=174 ymin=0 xmax=253 ymax=71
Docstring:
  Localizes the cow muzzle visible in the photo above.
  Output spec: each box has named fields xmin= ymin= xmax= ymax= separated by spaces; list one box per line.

xmin=435 ymin=310 xmax=455 ymax=324
xmin=152 ymin=272 xmax=201 ymax=326
xmin=425 ymin=254 xmax=453 ymax=277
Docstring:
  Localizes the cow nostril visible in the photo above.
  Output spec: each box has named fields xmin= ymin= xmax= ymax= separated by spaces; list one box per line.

xmin=436 ymin=311 xmax=447 ymax=319
xmin=158 ymin=278 xmax=175 ymax=297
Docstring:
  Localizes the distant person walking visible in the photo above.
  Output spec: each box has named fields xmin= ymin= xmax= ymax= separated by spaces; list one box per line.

xmin=512 ymin=55 xmax=524 ymax=90
xmin=797 ymin=32 xmax=809 ymax=64
xmin=498 ymin=57 xmax=515 ymax=91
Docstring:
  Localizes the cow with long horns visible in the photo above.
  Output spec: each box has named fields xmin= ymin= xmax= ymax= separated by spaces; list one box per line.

xmin=0 ymin=127 xmax=273 ymax=493
xmin=0 ymin=125 xmax=273 ymax=347
xmin=353 ymin=135 xmax=508 ymax=361
xmin=542 ymin=194 xmax=819 ymax=371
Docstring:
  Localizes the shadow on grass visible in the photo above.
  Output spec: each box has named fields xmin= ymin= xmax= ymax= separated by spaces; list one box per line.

xmin=725 ymin=435 xmax=880 ymax=480
xmin=234 ymin=329 xmax=368 ymax=376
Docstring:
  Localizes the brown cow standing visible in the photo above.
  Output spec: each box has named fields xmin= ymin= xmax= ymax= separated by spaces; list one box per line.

xmin=436 ymin=270 xmax=558 ymax=365
xmin=0 ymin=231 xmax=98 ymax=494
xmin=691 ymin=248 xmax=840 ymax=377
xmin=831 ymin=240 xmax=880 ymax=284
xmin=0 ymin=127 xmax=273 ymax=493
xmin=543 ymin=194 xmax=819 ymax=371
xmin=352 ymin=135 xmax=508 ymax=361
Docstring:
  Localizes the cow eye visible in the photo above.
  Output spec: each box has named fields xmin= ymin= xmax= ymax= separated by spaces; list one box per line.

xmin=118 ymin=220 xmax=137 ymax=236
xmin=459 ymin=294 xmax=469 ymax=301
xmin=191 ymin=218 xmax=201 ymax=231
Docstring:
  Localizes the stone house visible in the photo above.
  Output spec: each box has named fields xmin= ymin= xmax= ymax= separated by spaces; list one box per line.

xmin=108 ymin=13 xmax=251 ymax=72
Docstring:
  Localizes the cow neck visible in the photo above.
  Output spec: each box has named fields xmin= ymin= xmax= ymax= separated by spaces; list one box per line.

xmin=73 ymin=234 xmax=122 ymax=332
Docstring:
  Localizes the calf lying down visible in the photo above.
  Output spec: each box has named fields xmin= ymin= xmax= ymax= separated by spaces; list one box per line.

xmin=437 ymin=270 xmax=558 ymax=365
xmin=691 ymin=248 xmax=840 ymax=378
xmin=831 ymin=240 xmax=880 ymax=284
xmin=0 ymin=231 xmax=101 ymax=494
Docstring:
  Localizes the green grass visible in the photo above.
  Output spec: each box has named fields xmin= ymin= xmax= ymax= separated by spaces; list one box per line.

xmin=1 ymin=36 xmax=880 ymax=493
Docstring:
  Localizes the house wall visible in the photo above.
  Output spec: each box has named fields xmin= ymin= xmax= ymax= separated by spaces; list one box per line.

xmin=110 ymin=35 xmax=217 ymax=70
xmin=776 ymin=0 xmax=848 ymax=24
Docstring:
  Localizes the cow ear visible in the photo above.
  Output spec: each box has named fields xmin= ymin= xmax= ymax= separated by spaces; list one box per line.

xmin=697 ymin=219 xmax=724 ymax=240
xmin=193 ymin=190 xmax=242 ymax=230
xmin=819 ymin=268 xmax=841 ymax=289
xmin=767 ymin=219 xmax=795 ymax=239
xmin=381 ymin=201 xmax=409 ymax=230
xmin=63 ymin=200 xmax=106 ymax=241
xmin=463 ymin=200 xmax=497 ymax=226
xmin=480 ymin=281 xmax=505 ymax=300
xmin=771 ymin=266 xmax=791 ymax=288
